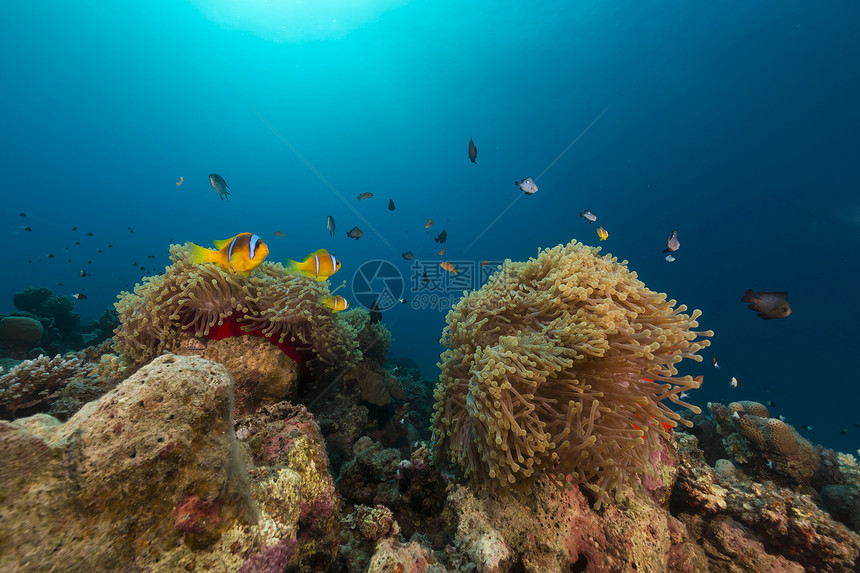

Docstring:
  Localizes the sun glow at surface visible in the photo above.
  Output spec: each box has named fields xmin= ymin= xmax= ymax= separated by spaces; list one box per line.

xmin=190 ymin=0 xmax=410 ymax=42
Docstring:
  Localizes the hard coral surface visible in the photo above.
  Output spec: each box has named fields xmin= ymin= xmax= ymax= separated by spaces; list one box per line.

xmin=0 ymin=354 xmax=341 ymax=572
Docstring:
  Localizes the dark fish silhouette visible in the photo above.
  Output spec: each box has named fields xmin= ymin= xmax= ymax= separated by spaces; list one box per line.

xmin=468 ymin=138 xmax=477 ymax=164
xmin=327 ymin=215 xmax=336 ymax=238
xmin=388 ymin=199 xmax=395 ymax=211
xmin=663 ymin=230 xmax=680 ymax=253
xmin=435 ymin=230 xmax=447 ymax=244
xmin=209 ymin=174 xmax=231 ymax=200
xmin=402 ymin=251 xmax=414 ymax=260
xmin=741 ymin=290 xmax=791 ymax=320
xmin=346 ymin=227 xmax=363 ymax=240
xmin=369 ymin=300 xmax=382 ymax=324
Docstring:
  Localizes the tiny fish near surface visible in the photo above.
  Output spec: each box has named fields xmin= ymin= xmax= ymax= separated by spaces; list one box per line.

xmin=468 ymin=138 xmax=477 ymax=164
xmin=346 ymin=227 xmax=363 ymax=240
xmin=327 ymin=215 xmax=336 ymax=238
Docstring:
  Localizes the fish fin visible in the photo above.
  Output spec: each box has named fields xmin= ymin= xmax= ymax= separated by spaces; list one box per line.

xmin=663 ymin=247 xmax=671 ymax=253
xmin=763 ymin=291 xmax=789 ymax=299
xmin=741 ymin=289 xmax=756 ymax=303
xmin=315 ymin=275 xmax=328 ymax=282
xmin=188 ymin=243 xmax=216 ymax=265
xmin=241 ymin=270 xmax=251 ymax=278
xmin=757 ymin=313 xmax=776 ymax=320
xmin=211 ymin=238 xmax=232 ymax=249
xmin=283 ymin=259 xmax=301 ymax=274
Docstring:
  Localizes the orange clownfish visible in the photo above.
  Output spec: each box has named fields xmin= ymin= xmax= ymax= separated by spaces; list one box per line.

xmin=597 ymin=227 xmax=609 ymax=241
xmin=323 ymin=295 xmax=349 ymax=312
xmin=440 ymin=262 xmax=458 ymax=274
xmin=285 ymin=249 xmax=341 ymax=281
xmin=188 ymin=233 xmax=269 ymax=277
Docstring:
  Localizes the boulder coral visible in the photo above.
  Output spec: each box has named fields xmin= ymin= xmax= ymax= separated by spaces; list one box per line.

xmin=431 ymin=240 xmax=712 ymax=508
xmin=113 ymin=243 xmax=361 ymax=374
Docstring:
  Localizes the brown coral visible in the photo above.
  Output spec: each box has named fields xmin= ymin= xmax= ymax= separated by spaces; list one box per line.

xmin=0 ymin=354 xmax=89 ymax=416
xmin=431 ymin=240 xmax=712 ymax=508
xmin=113 ymin=244 xmax=360 ymax=373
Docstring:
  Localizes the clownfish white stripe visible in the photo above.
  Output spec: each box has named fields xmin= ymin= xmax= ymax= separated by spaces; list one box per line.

xmin=314 ymin=254 xmax=320 ymax=275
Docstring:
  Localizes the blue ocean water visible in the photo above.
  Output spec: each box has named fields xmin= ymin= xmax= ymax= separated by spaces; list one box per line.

xmin=2 ymin=1 xmax=858 ymax=451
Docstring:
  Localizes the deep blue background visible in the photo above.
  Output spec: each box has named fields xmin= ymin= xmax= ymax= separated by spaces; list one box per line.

xmin=2 ymin=1 xmax=858 ymax=451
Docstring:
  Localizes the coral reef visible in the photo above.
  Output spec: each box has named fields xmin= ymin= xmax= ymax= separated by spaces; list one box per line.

xmin=0 ymin=316 xmax=43 ymax=349
xmin=12 ymin=286 xmax=82 ymax=351
xmin=432 ymin=240 xmax=712 ymax=507
xmin=0 ymin=354 xmax=343 ymax=572
xmin=672 ymin=432 xmax=860 ymax=571
xmin=177 ymin=335 xmax=299 ymax=414
xmin=0 ymin=353 xmax=89 ymax=417
xmin=708 ymin=400 xmax=819 ymax=482
xmin=113 ymin=243 xmax=361 ymax=374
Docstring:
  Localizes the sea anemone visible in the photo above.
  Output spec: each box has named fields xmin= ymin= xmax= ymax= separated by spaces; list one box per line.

xmin=431 ymin=240 xmax=712 ymax=508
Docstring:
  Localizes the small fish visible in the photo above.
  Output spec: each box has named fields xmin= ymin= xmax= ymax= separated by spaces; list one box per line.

xmin=72 ymin=293 xmax=87 ymax=300
xmin=424 ymin=219 xmax=433 ymax=228
xmin=435 ymin=230 xmax=447 ymax=244
xmin=274 ymin=231 xmax=286 ymax=237
xmin=514 ymin=177 xmax=539 ymax=195
xmin=323 ymin=295 xmax=349 ymax=312
xmin=597 ymin=227 xmax=609 ymax=241
xmin=357 ymin=192 xmax=374 ymax=200
xmin=680 ymin=391 xmax=689 ymax=399
xmin=664 ymin=230 xmax=680 ymax=253
xmin=369 ymin=300 xmax=382 ymax=324
xmin=438 ymin=247 xmax=446 ymax=256
xmin=398 ymin=298 xmax=407 ymax=304
xmin=72 ymin=227 xmax=77 ymax=231
xmin=730 ymin=376 xmax=738 ymax=388
xmin=402 ymin=251 xmax=414 ymax=260
xmin=731 ymin=411 xmax=742 ymax=421
xmin=346 ymin=227 xmax=363 ymax=240
xmin=87 ymin=232 xmax=94 ymax=236
xmin=694 ymin=375 xmax=704 ymax=386
xmin=468 ymin=138 xmax=477 ymax=164
xmin=440 ymin=262 xmax=458 ymax=274
xmin=327 ymin=215 xmax=336 ymax=238
xmin=48 ymin=253 xmax=55 ymax=258
xmin=841 ymin=429 xmax=848 ymax=435
xmin=176 ymin=176 xmax=183 ymax=187
xmin=285 ymin=249 xmax=341 ymax=281
xmin=779 ymin=415 xmax=787 ymax=421
xmin=388 ymin=199 xmax=395 ymax=211
xmin=209 ymin=174 xmax=231 ymax=200
xmin=766 ymin=401 xmax=776 ymax=407
xmin=713 ymin=356 xmax=719 ymax=369
xmin=801 ymin=425 xmax=813 ymax=431
xmin=741 ymin=290 xmax=791 ymax=320
xmin=23 ymin=226 xmax=32 ymax=232
xmin=19 ymin=212 xmax=26 ymax=217
xmin=579 ymin=209 xmax=596 ymax=223
xmin=79 ymin=269 xmax=87 ymax=277
xmin=188 ymin=233 xmax=269 ymax=277
xmin=665 ymin=254 xmax=675 ymax=263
